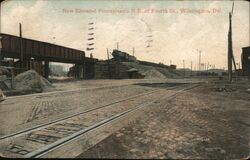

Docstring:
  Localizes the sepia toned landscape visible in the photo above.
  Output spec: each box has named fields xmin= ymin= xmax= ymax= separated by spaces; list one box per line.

xmin=0 ymin=0 xmax=249 ymax=159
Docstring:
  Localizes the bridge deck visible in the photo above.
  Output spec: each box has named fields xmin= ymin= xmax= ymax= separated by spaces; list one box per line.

xmin=0 ymin=33 xmax=95 ymax=64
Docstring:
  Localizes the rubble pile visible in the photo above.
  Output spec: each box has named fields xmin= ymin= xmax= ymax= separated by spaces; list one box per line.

xmin=13 ymin=70 xmax=53 ymax=91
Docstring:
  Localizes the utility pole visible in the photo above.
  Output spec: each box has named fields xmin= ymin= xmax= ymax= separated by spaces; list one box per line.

xmin=107 ymin=48 xmax=111 ymax=79
xmin=191 ymin=61 xmax=193 ymax=76
xmin=199 ymin=51 xmax=201 ymax=72
xmin=0 ymin=1 xmax=2 ymax=66
xmin=132 ymin=47 xmax=135 ymax=56
xmin=207 ymin=62 xmax=210 ymax=73
xmin=183 ymin=60 xmax=185 ymax=76
xmin=228 ymin=12 xmax=233 ymax=82
xmin=195 ymin=49 xmax=202 ymax=75
xmin=0 ymin=1 xmax=1 ymax=33
xmin=228 ymin=1 xmax=235 ymax=82
xmin=0 ymin=36 xmax=2 ymax=66
xmin=204 ymin=63 xmax=206 ymax=71
xmin=19 ymin=23 xmax=24 ymax=69
xmin=116 ymin=42 xmax=119 ymax=50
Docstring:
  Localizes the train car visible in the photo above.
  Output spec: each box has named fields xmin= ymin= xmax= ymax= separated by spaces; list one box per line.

xmin=112 ymin=49 xmax=136 ymax=62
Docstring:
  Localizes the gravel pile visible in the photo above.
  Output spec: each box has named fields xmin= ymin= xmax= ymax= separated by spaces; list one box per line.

xmin=13 ymin=70 xmax=53 ymax=91
xmin=0 ymin=67 xmax=11 ymax=91
xmin=143 ymin=69 xmax=166 ymax=79
xmin=0 ymin=66 xmax=11 ymax=77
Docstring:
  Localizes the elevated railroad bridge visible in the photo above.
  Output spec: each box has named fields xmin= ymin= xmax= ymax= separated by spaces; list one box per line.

xmin=0 ymin=33 xmax=97 ymax=79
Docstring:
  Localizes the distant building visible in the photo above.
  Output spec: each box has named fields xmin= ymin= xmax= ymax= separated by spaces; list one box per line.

xmin=241 ymin=46 xmax=250 ymax=77
xmin=208 ymin=69 xmax=226 ymax=76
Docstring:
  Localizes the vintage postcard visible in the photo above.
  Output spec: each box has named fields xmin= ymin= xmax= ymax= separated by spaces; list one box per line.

xmin=0 ymin=0 xmax=249 ymax=159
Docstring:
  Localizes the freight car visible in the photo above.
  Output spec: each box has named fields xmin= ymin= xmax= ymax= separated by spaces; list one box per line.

xmin=112 ymin=49 xmax=136 ymax=62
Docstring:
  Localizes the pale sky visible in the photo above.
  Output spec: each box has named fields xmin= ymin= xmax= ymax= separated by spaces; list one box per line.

xmin=1 ymin=0 xmax=249 ymax=69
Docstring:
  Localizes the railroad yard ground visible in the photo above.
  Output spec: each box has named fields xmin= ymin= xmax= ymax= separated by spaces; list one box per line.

xmin=0 ymin=77 xmax=250 ymax=159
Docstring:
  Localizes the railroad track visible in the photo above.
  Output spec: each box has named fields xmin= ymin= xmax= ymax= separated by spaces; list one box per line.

xmin=0 ymin=83 xmax=199 ymax=158
xmin=5 ymin=83 xmax=133 ymax=100
xmin=0 ymin=87 xmax=164 ymax=141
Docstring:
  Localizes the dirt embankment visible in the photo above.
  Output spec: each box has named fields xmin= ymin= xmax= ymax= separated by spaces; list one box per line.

xmin=122 ymin=62 xmax=183 ymax=79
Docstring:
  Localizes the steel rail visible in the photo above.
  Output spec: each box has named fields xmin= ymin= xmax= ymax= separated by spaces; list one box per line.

xmin=24 ymin=84 xmax=199 ymax=158
xmin=0 ymin=85 xmax=183 ymax=141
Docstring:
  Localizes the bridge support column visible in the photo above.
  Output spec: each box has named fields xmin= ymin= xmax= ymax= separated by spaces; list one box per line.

xmin=83 ymin=60 xmax=86 ymax=79
xmin=79 ymin=64 xmax=84 ymax=79
xmin=74 ymin=64 xmax=84 ymax=79
xmin=74 ymin=64 xmax=78 ymax=79
xmin=44 ymin=61 xmax=49 ymax=79
xmin=0 ymin=49 xmax=3 ymax=66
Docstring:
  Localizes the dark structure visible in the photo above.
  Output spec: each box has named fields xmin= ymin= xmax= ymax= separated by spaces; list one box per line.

xmin=112 ymin=49 xmax=136 ymax=62
xmin=94 ymin=60 xmax=130 ymax=79
xmin=241 ymin=46 xmax=250 ymax=77
xmin=0 ymin=33 xmax=97 ymax=79
xmin=170 ymin=65 xmax=176 ymax=70
xmin=127 ymin=68 xmax=145 ymax=79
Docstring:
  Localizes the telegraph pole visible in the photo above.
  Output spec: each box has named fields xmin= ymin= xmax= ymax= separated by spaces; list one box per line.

xmin=0 ymin=1 xmax=2 ymax=66
xmin=19 ymin=23 xmax=24 ymax=69
xmin=207 ymin=62 xmax=209 ymax=73
xmin=116 ymin=42 xmax=119 ymax=50
xmin=107 ymin=48 xmax=111 ymax=79
xmin=0 ymin=1 xmax=1 ymax=33
xmin=132 ymin=47 xmax=135 ymax=56
xmin=195 ymin=49 xmax=202 ymax=74
xmin=183 ymin=60 xmax=185 ymax=76
xmin=199 ymin=50 xmax=201 ymax=72
xmin=228 ymin=2 xmax=234 ymax=82
xmin=228 ymin=12 xmax=233 ymax=82
xmin=191 ymin=61 xmax=193 ymax=76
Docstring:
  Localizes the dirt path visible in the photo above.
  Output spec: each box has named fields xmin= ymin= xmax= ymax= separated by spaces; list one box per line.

xmin=78 ymin=84 xmax=250 ymax=159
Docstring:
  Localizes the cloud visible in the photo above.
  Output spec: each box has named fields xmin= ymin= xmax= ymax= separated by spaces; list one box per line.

xmin=1 ymin=0 xmax=249 ymax=69
xmin=2 ymin=0 xmax=47 ymax=36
